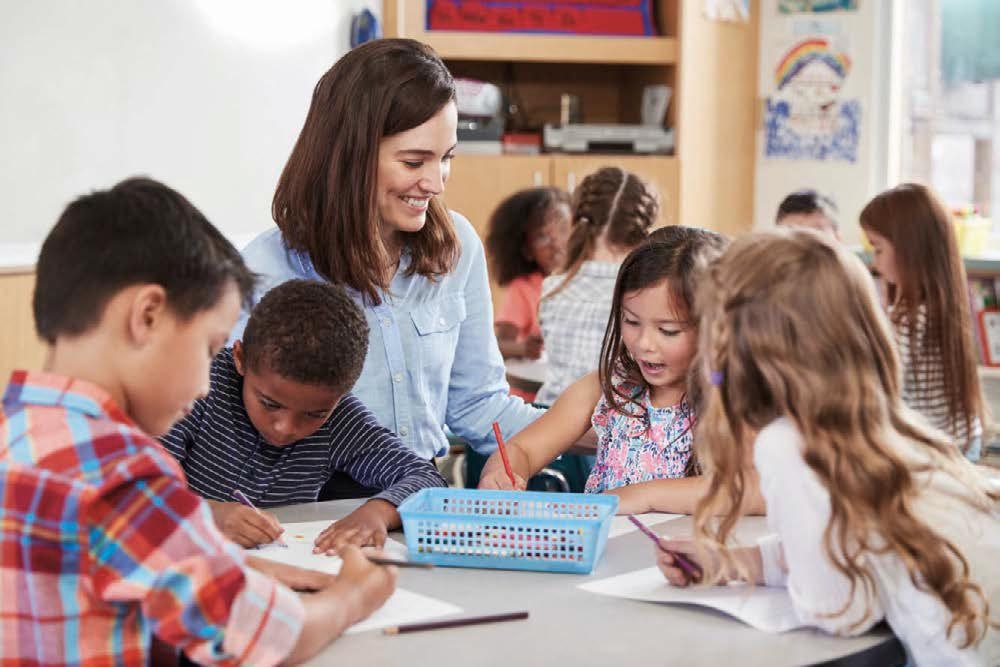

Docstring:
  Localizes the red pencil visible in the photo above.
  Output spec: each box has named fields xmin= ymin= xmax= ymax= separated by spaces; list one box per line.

xmin=492 ymin=421 xmax=517 ymax=487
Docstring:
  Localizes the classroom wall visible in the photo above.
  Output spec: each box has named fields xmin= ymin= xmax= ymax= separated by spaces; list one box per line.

xmin=0 ymin=0 xmax=377 ymax=252
xmin=0 ymin=0 xmax=377 ymax=378
xmin=752 ymin=1 xmax=896 ymax=245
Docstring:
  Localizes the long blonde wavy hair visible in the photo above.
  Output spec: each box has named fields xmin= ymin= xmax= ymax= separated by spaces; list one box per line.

xmin=693 ymin=229 xmax=998 ymax=645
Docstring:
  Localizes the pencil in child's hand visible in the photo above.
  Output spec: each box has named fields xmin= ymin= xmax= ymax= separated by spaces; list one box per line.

xmin=365 ymin=555 xmax=434 ymax=569
xmin=231 ymin=489 xmax=288 ymax=548
xmin=627 ymin=514 xmax=702 ymax=580
xmin=383 ymin=611 xmax=529 ymax=635
xmin=492 ymin=421 xmax=517 ymax=487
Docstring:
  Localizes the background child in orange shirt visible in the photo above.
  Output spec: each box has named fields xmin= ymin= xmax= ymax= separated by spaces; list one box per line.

xmin=486 ymin=186 xmax=571 ymax=363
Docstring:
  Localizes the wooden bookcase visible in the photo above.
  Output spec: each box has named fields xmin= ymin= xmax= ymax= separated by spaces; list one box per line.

xmin=0 ymin=271 xmax=47 ymax=379
xmin=384 ymin=0 xmax=759 ymax=307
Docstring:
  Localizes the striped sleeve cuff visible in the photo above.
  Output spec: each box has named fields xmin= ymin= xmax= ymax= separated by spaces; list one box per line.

xmin=372 ymin=467 xmax=447 ymax=507
xmin=223 ymin=567 xmax=305 ymax=666
xmin=757 ymin=533 xmax=788 ymax=588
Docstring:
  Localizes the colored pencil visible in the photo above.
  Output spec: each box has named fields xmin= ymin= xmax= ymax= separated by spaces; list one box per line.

xmin=627 ymin=514 xmax=703 ymax=580
xmin=232 ymin=489 xmax=288 ymax=548
xmin=492 ymin=421 xmax=517 ymax=487
xmin=383 ymin=611 xmax=529 ymax=635
xmin=365 ymin=556 xmax=435 ymax=569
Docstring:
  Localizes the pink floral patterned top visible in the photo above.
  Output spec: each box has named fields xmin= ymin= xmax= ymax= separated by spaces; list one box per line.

xmin=584 ymin=380 xmax=695 ymax=494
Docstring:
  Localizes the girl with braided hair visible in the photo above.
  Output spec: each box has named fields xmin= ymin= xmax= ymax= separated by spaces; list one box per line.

xmin=535 ymin=167 xmax=658 ymax=406
xmin=656 ymin=229 xmax=999 ymax=665
xmin=480 ymin=227 xmax=765 ymax=517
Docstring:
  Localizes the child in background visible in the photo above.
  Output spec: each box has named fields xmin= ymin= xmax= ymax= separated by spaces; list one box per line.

xmin=162 ymin=279 xmax=446 ymax=552
xmin=775 ymin=188 xmax=840 ymax=240
xmin=0 ymin=178 xmax=394 ymax=665
xmin=485 ymin=186 xmax=571 ymax=362
xmin=536 ymin=167 xmax=658 ymax=406
xmin=657 ymin=230 xmax=998 ymax=665
xmin=860 ymin=183 xmax=987 ymax=461
xmin=480 ymin=227 xmax=764 ymax=515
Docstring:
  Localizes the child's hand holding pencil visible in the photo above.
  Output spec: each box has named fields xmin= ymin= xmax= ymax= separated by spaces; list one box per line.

xmin=478 ymin=422 xmax=528 ymax=490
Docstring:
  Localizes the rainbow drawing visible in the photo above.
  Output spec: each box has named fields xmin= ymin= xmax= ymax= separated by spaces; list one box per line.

xmin=774 ymin=38 xmax=851 ymax=89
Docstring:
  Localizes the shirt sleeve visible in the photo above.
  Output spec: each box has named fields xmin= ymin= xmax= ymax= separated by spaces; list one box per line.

xmin=85 ymin=441 xmax=304 ymax=666
xmin=444 ymin=215 xmax=544 ymax=453
xmin=753 ymin=419 xmax=884 ymax=636
xmin=495 ymin=278 xmax=534 ymax=337
xmin=158 ymin=397 xmax=207 ymax=464
xmin=326 ymin=395 xmax=447 ymax=506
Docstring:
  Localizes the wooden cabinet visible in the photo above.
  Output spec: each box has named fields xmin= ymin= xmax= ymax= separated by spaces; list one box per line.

xmin=445 ymin=154 xmax=677 ymax=311
xmin=0 ymin=272 xmax=46 ymax=379
xmin=445 ymin=154 xmax=677 ymax=235
xmin=443 ymin=155 xmax=551 ymax=237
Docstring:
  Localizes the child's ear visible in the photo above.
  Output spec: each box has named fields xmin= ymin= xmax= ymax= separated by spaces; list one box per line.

xmin=126 ymin=284 xmax=169 ymax=346
xmin=232 ymin=340 xmax=246 ymax=376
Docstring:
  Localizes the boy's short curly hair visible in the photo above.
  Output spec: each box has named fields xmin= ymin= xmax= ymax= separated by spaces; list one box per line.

xmin=241 ymin=279 xmax=369 ymax=393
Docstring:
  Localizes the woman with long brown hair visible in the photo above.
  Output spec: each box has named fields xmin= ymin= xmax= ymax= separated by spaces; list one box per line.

xmin=234 ymin=39 xmax=542 ymax=476
xmin=860 ymin=183 xmax=987 ymax=461
xmin=656 ymin=230 xmax=999 ymax=664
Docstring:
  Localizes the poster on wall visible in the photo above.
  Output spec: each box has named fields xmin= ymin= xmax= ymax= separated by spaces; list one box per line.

xmin=778 ymin=0 xmax=857 ymax=12
xmin=704 ymin=0 xmax=749 ymax=22
xmin=763 ymin=34 xmax=860 ymax=162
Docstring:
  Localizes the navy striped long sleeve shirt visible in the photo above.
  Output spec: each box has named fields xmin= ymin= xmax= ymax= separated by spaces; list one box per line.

xmin=160 ymin=348 xmax=446 ymax=508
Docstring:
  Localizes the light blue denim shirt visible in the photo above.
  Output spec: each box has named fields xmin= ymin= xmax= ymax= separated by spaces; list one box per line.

xmin=233 ymin=212 xmax=543 ymax=460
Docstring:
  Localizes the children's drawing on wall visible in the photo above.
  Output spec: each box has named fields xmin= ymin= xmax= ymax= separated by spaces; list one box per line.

xmin=764 ymin=36 xmax=860 ymax=162
xmin=704 ymin=0 xmax=749 ymax=22
xmin=778 ymin=0 xmax=857 ymax=12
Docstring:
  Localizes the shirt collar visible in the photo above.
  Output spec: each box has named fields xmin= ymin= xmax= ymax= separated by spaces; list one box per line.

xmin=2 ymin=370 xmax=135 ymax=427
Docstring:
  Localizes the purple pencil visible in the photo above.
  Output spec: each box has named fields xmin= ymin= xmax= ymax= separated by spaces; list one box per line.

xmin=627 ymin=514 xmax=703 ymax=580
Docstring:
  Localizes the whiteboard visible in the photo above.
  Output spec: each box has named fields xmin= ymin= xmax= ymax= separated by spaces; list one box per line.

xmin=0 ymin=0 xmax=377 ymax=262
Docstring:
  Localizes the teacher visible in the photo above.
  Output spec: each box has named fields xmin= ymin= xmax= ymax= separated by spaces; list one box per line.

xmin=234 ymin=38 xmax=541 ymax=467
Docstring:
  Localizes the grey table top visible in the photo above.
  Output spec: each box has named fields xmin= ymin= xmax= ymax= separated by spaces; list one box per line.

xmin=272 ymin=500 xmax=903 ymax=667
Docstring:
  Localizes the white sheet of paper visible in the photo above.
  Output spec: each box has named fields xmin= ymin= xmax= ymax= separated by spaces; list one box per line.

xmin=579 ymin=566 xmax=804 ymax=633
xmin=250 ymin=520 xmax=459 ymax=634
xmin=607 ymin=512 xmax=684 ymax=539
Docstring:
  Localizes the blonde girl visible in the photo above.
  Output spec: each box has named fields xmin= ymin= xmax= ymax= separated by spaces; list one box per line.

xmin=658 ymin=230 xmax=999 ymax=665
xmin=861 ymin=183 xmax=987 ymax=461
xmin=535 ymin=167 xmax=657 ymax=406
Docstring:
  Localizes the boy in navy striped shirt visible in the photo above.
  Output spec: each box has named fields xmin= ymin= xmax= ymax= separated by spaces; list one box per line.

xmin=161 ymin=279 xmax=446 ymax=552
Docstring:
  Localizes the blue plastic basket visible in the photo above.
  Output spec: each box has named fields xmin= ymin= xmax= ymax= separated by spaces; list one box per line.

xmin=398 ymin=488 xmax=618 ymax=574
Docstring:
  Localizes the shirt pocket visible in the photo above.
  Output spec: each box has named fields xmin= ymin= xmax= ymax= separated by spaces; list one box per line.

xmin=409 ymin=294 xmax=467 ymax=371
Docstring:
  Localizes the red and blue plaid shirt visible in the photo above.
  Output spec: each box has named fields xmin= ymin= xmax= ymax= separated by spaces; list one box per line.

xmin=0 ymin=371 xmax=304 ymax=666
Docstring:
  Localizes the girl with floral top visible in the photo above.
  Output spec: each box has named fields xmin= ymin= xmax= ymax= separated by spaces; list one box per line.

xmin=480 ymin=227 xmax=765 ymax=515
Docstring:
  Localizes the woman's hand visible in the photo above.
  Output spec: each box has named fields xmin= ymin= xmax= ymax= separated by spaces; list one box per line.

xmin=313 ymin=500 xmax=397 ymax=554
xmin=208 ymin=500 xmax=284 ymax=548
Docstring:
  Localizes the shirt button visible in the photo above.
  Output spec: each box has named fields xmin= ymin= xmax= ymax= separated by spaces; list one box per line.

xmin=382 ymin=318 xmax=391 ymax=327
xmin=393 ymin=372 xmax=403 ymax=383
xmin=438 ymin=317 xmax=446 ymax=326
xmin=400 ymin=426 xmax=409 ymax=436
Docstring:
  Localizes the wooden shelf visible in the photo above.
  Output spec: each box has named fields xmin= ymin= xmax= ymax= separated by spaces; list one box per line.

xmin=384 ymin=1 xmax=677 ymax=64
xmin=421 ymin=32 xmax=676 ymax=64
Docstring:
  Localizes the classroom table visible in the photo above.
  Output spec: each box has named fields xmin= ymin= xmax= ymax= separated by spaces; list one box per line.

xmin=274 ymin=500 xmax=906 ymax=667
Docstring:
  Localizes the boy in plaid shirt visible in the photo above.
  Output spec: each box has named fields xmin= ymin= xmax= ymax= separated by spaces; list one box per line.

xmin=0 ymin=178 xmax=395 ymax=665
